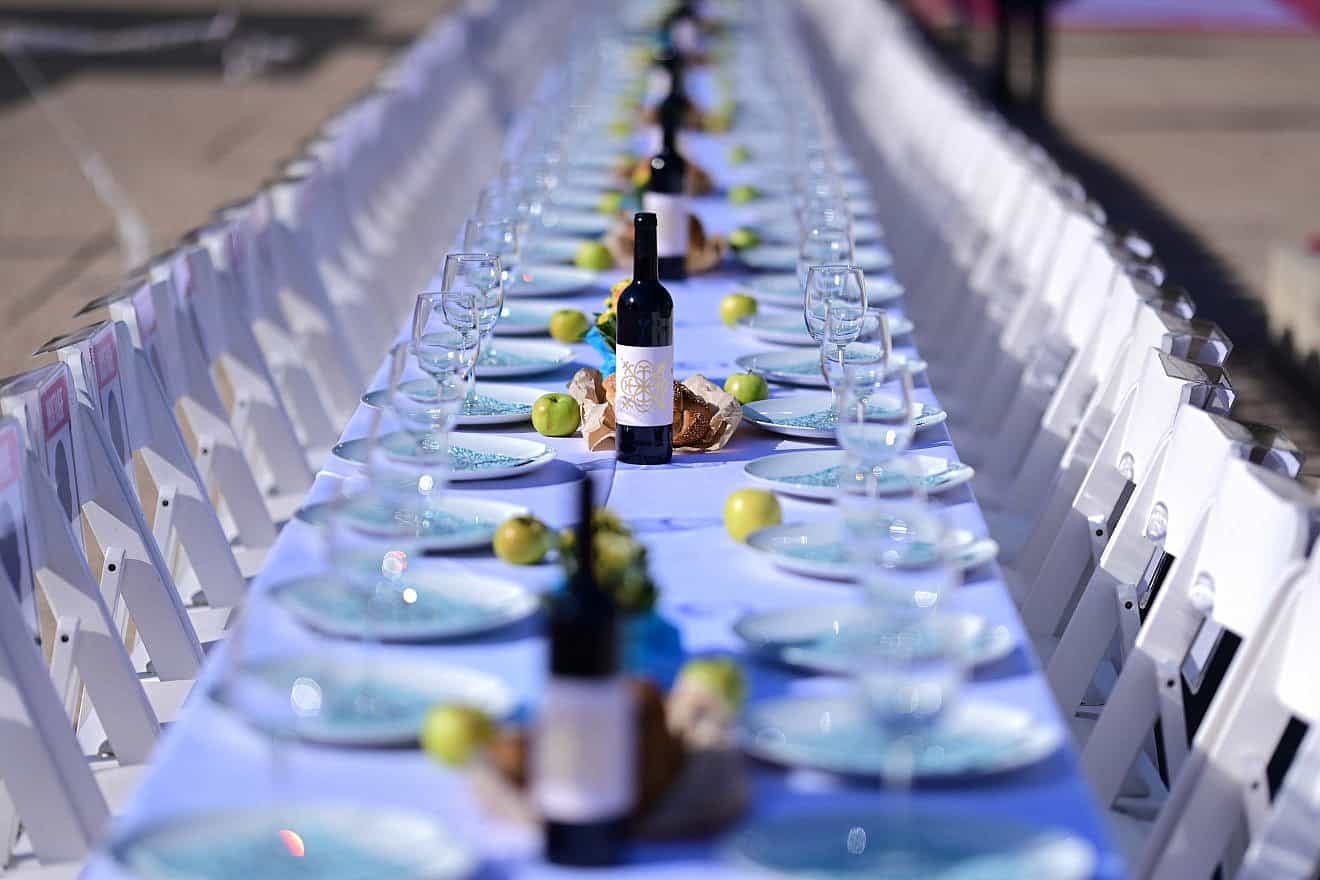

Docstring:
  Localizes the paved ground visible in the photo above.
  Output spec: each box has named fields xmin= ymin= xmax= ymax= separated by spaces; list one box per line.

xmin=1047 ymin=27 xmax=1320 ymax=483
xmin=0 ymin=0 xmax=443 ymax=378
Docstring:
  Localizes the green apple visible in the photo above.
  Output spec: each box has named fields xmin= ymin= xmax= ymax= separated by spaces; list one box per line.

xmin=676 ymin=657 xmax=747 ymax=711
xmin=719 ymin=292 xmax=758 ymax=328
xmin=493 ymin=515 xmax=552 ymax=565
xmin=728 ymin=227 xmax=760 ymax=250
xmin=549 ymin=309 xmax=591 ymax=343
xmin=728 ymin=144 xmax=753 ymax=166
xmin=532 ymin=393 xmax=581 ymax=437
xmin=420 ymin=705 xmax=496 ymax=766
xmin=574 ymin=241 xmax=615 ymax=271
xmin=723 ymin=372 xmax=769 ymax=405
xmin=597 ymin=191 xmax=624 ymax=215
xmin=608 ymin=119 xmax=633 ymax=139
xmin=729 ymin=184 xmax=760 ymax=205
xmin=723 ymin=488 xmax=782 ymax=543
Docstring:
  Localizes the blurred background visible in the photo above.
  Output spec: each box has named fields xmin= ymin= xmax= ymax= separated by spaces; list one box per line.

xmin=2 ymin=0 xmax=1318 ymax=476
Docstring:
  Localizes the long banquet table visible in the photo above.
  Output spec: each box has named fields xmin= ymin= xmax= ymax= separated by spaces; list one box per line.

xmin=88 ymin=61 xmax=1122 ymax=880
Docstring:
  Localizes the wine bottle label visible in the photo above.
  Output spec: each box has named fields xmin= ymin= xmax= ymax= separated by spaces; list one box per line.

xmin=614 ymin=343 xmax=675 ymax=428
xmin=642 ymin=192 xmax=687 ymax=259
xmin=534 ymin=677 xmax=636 ymax=823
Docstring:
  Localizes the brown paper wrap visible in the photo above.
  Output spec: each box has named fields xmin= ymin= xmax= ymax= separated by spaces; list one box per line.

xmin=566 ymin=368 xmax=741 ymax=453
xmin=604 ymin=213 xmax=726 ymax=275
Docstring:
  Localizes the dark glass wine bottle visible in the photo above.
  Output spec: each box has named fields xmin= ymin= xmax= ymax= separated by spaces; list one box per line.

xmin=537 ymin=478 xmax=635 ymax=866
xmin=644 ymin=73 xmax=689 ymax=282
xmin=616 ymin=214 xmax=675 ymax=465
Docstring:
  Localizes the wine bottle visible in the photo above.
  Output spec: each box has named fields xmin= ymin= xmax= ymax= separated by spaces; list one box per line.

xmin=537 ymin=478 xmax=635 ymax=866
xmin=644 ymin=77 xmax=689 ymax=282
xmin=664 ymin=1 xmax=701 ymax=56
xmin=616 ymin=213 xmax=675 ymax=465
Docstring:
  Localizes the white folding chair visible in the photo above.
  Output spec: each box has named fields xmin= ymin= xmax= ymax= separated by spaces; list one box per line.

xmin=0 ymin=414 xmax=157 ymax=876
xmin=1019 ymin=349 xmax=1234 ymax=631
xmin=170 ymin=234 xmax=311 ymax=529
xmin=1046 ymin=408 xmax=1301 ymax=718
xmin=1133 ymin=533 xmax=1320 ymax=879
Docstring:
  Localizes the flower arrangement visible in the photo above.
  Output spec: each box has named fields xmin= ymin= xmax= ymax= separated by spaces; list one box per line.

xmin=585 ymin=277 xmax=630 ymax=377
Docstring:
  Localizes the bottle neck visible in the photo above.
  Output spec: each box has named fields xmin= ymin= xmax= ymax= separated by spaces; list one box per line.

xmin=634 ymin=223 xmax=659 ymax=280
xmin=660 ymin=118 xmax=680 ymax=154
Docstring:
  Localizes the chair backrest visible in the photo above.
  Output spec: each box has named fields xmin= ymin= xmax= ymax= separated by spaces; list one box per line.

xmin=1021 ymin=350 xmax=1234 ymax=637
xmin=1081 ymin=458 xmax=1319 ymax=810
xmin=1134 ymin=537 xmax=1320 ymax=879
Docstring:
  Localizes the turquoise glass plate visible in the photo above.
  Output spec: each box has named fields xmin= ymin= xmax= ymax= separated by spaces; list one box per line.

xmin=111 ymin=804 xmax=477 ymax=880
xmin=735 ymin=604 xmax=1014 ymax=672
xmin=735 ymin=347 xmax=926 ymax=388
xmin=742 ymin=393 xmax=947 ymax=440
xmin=294 ymin=494 xmax=526 ymax=552
xmin=331 ymin=431 xmax=555 ymax=482
xmin=744 ymin=450 xmax=973 ymax=501
xmin=361 ymin=381 xmax=539 ymax=426
xmin=745 ymin=521 xmax=998 ymax=581
xmin=728 ymin=808 xmax=1095 ymax=879
xmin=747 ymin=272 xmax=904 ymax=308
xmin=735 ymin=310 xmax=911 ymax=345
xmin=269 ymin=567 xmax=538 ymax=642
xmin=742 ymin=695 xmax=1062 ymax=779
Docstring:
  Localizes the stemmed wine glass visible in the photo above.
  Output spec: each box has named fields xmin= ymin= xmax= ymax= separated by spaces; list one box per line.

xmin=804 ymin=264 xmax=869 ymax=420
xmin=463 ymin=217 xmax=520 ymax=290
xmin=440 ymin=252 xmax=503 ymax=379
xmin=835 ymin=356 xmax=916 ymax=499
xmin=410 ymin=292 xmax=479 ymax=473
xmin=797 ymin=225 xmax=853 ymax=294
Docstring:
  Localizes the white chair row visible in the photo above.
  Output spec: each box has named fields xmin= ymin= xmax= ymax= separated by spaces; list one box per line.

xmin=801 ymin=0 xmax=1320 ymax=876
xmin=0 ymin=0 xmax=582 ymax=873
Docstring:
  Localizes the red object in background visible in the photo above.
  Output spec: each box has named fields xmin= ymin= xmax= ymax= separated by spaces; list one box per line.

xmin=1307 ymin=235 xmax=1320 ymax=255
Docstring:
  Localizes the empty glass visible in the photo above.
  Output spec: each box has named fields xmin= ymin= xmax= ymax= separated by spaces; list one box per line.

xmin=440 ymin=252 xmax=503 ymax=373
xmin=463 ymin=218 xmax=520 ymax=288
xmin=797 ymin=225 xmax=853 ymax=295
xmin=411 ymin=292 xmax=479 ymax=456
xmin=836 ymin=360 xmax=918 ymax=498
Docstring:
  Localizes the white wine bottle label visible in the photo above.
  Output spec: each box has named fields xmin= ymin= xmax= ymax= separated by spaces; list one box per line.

xmin=614 ymin=343 xmax=674 ymax=428
xmin=642 ymin=192 xmax=688 ymax=259
xmin=534 ymin=677 xmax=636 ymax=823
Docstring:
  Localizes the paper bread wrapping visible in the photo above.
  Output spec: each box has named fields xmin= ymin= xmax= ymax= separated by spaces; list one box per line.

xmin=567 ymin=368 xmax=741 ymax=453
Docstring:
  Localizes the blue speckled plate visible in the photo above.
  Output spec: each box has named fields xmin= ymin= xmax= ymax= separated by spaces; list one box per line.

xmin=735 ymin=605 xmax=1014 ymax=672
xmin=739 ymin=243 xmax=893 ymax=275
xmin=745 ymin=521 xmax=998 ymax=581
xmin=294 ymin=494 xmax=528 ymax=552
xmin=728 ymin=807 xmax=1095 ymax=879
xmin=742 ymin=393 xmax=947 ymax=440
xmin=735 ymin=347 xmax=925 ymax=389
xmin=473 ymin=340 xmax=575 ymax=378
xmin=269 ymin=566 xmax=538 ymax=643
xmin=744 ymin=450 xmax=973 ymax=501
xmin=735 ymin=310 xmax=912 ymax=346
xmin=741 ymin=696 xmax=1062 ymax=779
xmin=361 ymin=381 xmax=541 ymax=426
xmin=746 ymin=272 xmax=904 ymax=309
xmin=331 ymin=431 xmax=556 ymax=482
xmin=111 ymin=804 xmax=477 ymax=880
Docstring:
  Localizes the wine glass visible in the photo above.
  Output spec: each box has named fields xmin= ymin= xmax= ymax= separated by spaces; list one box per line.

xmin=804 ymin=265 xmax=868 ymax=418
xmin=441 ymin=252 xmax=503 ymax=376
xmin=463 ymin=217 xmax=521 ymax=289
xmin=835 ymin=358 xmax=917 ymax=499
xmin=411 ymin=291 xmax=479 ymax=447
xmin=797 ymin=225 xmax=854 ymax=296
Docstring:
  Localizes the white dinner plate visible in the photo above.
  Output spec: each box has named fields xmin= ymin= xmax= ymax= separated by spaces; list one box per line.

xmin=735 ymin=604 xmax=1013 ymax=672
xmin=735 ymin=311 xmax=912 ymax=346
xmin=111 ymin=804 xmax=478 ymax=880
xmin=241 ymin=658 xmax=516 ymax=747
xmin=332 ymin=431 xmax=557 ymax=481
xmin=270 ymin=566 xmax=539 ymax=643
xmin=474 ymin=340 xmax=575 ymax=378
xmin=294 ymin=494 xmax=529 ymax=553
xmin=745 ymin=520 xmax=999 ymax=581
xmin=361 ymin=381 xmax=541 ymax=426
xmin=735 ymin=347 xmax=926 ymax=389
xmin=745 ymin=272 xmax=904 ymax=309
xmin=729 ymin=807 xmax=1096 ymax=879
xmin=753 ymin=215 xmax=884 ymax=246
xmin=739 ymin=243 xmax=892 ymax=274
xmin=741 ymin=392 xmax=947 ymax=440
xmin=742 ymin=696 xmax=1062 ymax=780
xmin=505 ymin=265 xmax=602 ymax=298
xmin=549 ymin=184 xmax=616 ymax=212
xmin=743 ymin=450 xmax=973 ymax=501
